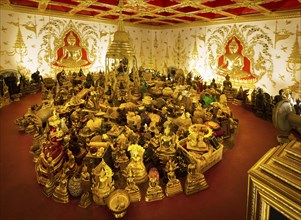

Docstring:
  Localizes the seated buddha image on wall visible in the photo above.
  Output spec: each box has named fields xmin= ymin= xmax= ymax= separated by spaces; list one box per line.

xmin=218 ymin=36 xmax=256 ymax=81
xmin=53 ymin=31 xmax=91 ymax=69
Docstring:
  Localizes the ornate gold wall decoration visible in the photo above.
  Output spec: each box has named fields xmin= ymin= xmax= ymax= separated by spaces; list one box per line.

xmin=139 ymin=39 xmax=145 ymax=67
xmin=190 ymin=33 xmax=199 ymax=74
xmin=164 ymin=42 xmax=169 ymax=60
xmin=0 ymin=18 xmax=28 ymax=64
xmin=0 ymin=9 xmax=299 ymax=97
xmin=286 ymin=25 xmax=301 ymax=83
xmin=37 ymin=19 xmax=98 ymax=72
xmin=192 ymin=34 xmax=198 ymax=59
xmin=147 ymin=39 xmax=154 ymax=69
xmin=274 ymin=20 xmax=294 ymax=48
xmin=154 ymin=32 xmax=158 ymax=69
xmin=173 ymin=33 xmax=186 ymax=68
xmin=207 ymin=24 xmax=274 ymax=88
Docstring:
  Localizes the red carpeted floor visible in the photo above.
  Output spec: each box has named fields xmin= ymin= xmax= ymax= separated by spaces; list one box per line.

xmin=0 ymin=93 xmax=279 ymax=220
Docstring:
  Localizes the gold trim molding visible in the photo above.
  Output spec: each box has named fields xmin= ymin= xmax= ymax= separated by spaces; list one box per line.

xmin=0 ymin=4 xmax=300 ymax=30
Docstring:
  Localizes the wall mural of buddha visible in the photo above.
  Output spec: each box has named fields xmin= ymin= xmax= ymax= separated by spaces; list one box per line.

xmin=218 ymin=36 xmax=255 ymax=80
xmin=53 ymin=30 xmax=91 ymax=68
xmin=207 ymin=24 xmax=274 ymax=89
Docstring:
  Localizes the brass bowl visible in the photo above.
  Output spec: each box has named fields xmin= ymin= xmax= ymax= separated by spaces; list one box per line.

xmin=107 ymin=189 xmax=130 ymax=218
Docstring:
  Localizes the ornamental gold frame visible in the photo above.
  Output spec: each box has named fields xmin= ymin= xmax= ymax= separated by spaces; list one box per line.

xmin=247 ymin=141 xmax=301 ymax=220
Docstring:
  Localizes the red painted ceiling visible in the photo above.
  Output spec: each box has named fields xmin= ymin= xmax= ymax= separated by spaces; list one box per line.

xmin=4 ymin=0 xmax=301 ymax=26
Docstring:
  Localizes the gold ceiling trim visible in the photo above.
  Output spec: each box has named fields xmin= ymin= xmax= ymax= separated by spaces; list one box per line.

xmin=0 ymin=4 xmax=300 ymax=30
xmin=69 ymin=0 xmax=98 ymax=16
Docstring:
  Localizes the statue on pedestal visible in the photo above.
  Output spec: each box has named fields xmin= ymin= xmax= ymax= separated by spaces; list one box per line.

xmin=39 ymin=153 xmax=56 ymax=197
xmin=111 ymin=133 xmax=129 ymax=169
xmin=178 ymin=145 xmax=209 ymax=195
xmin=125 ymin=168 xmax=141 ymax=203
xmin=125 ymin=144 xmax=148 ymax=184
xmin=145 ymin=167 xmax=165 ymax=202
xmin=91 ymin=160 xmax=115 ymax=205
xmin=156 ymin=124 xmax=177 ymax=166
xmin=79 ymin=164 xmax=92 ymax=208
xmin=165 ymin=160 xmax=183 ymax=197
xmin=184 ymin=163 xmax=208 ymax=195
xmin=52 ymin=172 xmax=69 ymax=203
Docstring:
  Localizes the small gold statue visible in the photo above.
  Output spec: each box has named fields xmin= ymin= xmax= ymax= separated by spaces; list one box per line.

xmin=126 ymin=144 xmax=148 ymax=184
xmin=52 ymin=172 xmax=69 ymax=203
xmin=178 ymin=145 xmax=209 ymax=195
xmin=0 ymin=82 xmax=11 ymax=108
xmin=124 ymin=168 xmax=141 ymax=203
xmin=91 ymin=160 xmax=115 ymax=205
xmin=145 ymin=167 xmax=165 ymax=202
xmin=79 ymin=164 xmax=92 ymax=208
xmin=111 ymin=133 xmax=129 ymax=169
xmin=156 ymin=124 xmax=177 ymax=165
xmin=36 ymin=153 xmax=56 ymax=197
xmin=165 ymin=160 xmax=183 ymax=197
xmin=65 ymin=149 xmax=78 ymax=176
xmin=186 ymin=125 xmax=210 ymax=153
xmin=184 ymin=163 xmax=208 ymax=195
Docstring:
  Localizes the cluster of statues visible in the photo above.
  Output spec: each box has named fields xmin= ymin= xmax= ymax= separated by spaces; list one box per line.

xmin=250 ymin=87 xmax=300 ymax=121
xmin=0 ymin=69 xmax=46 ymax=108
xmin=15 ymin=64 xmax=240 ymax=217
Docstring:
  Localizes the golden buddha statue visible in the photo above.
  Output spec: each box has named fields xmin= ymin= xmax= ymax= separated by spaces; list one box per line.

xmin=79 ymin=164 xmax=92 ymax=208
xmin=178 ymin=144 xmax=209 ymax=195
xmin=186 ymin=124 xmax=210 ymax=153
xmin=165 ymin=160 xmax=183 ymax=197
xmin=145 ymin=167 xmax=165 ymax=202
xmin=39 ymin=154 xmax=57 ymax=197
xmin=111 ymin=133 xmax=129 ymax=169
xmin=184 ymin=163 xmax=208 ymax=195
xmin=91 ymin=160 xmax=115 ymax=205
xmin=52 ymin=172 xmax=69 ymax=203
xmin=126 ymin=144 xmax=148 ymax=184
xmin=156 ymin=125 xmax=177 ymax=165
xmin=54 ymin=31 xmax=90 ymax=68
xmin=219 ymin=37 xmax=253 ymax=79
xmin=125 ymin=168 xmax=141 ymax=203
xmin=65 ymin=149 xmax=77 ymax=176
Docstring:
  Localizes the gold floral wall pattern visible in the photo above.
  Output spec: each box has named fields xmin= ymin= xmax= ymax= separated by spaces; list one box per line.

xmin=286 ymin=25 xmax=301 ymax=94
xmin=207 ymin=24 xmax=273 ymax=88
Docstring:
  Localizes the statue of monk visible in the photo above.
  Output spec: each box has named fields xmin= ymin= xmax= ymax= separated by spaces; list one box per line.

xmin=219 ymin=37 xmax=253 ymax=79
xmin=54 ymin=31 xmax=90 ymax=68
